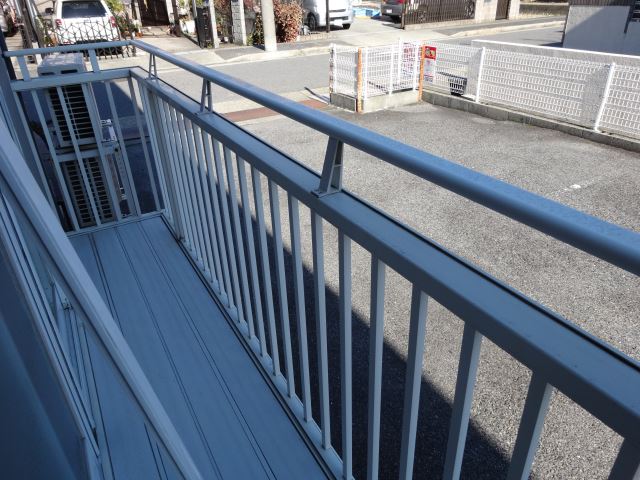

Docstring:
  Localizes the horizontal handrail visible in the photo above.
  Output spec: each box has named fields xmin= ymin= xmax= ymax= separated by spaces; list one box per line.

xmin=20 ymin=38 xmax=633 ymax=276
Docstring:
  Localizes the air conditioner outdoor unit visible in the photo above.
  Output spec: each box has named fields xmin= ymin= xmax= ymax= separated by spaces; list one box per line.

xmin=37 ymin=53 xmax=97 ymax=148
xmin=36 ymin=53 xmax=131 ymax=229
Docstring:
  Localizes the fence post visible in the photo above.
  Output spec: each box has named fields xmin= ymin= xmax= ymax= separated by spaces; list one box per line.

xmin=363 ymin=47 xmax=369 ymax=103
xmin=594 ymin=62 xmax=616 ymax=132
xmin=332 ymin=46 xmax=337 ymax=94
xmin=411 ymin=43 xmax=419 ymax=93
xmin=389 ymin=43 xmax=396 ymax=95
xmin=475 ymin=47 xmax=486 ymax=103
xmin=357 ymin=48 xmax=363 ymax=113
xmin=418 ymin=45 xmax=426 ymax=101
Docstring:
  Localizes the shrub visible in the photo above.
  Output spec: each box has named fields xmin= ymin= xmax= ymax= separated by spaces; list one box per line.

xmin=273 ymin=0 xmax=302 ymax=42
xmin=252 ymin=0 xmax=302 ymax=44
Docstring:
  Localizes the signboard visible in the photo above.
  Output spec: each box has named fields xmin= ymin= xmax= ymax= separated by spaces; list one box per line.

xmin=424 ymin=46 xmax=436 ymax=83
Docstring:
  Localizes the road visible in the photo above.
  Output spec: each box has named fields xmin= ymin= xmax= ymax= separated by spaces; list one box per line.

xmin=156 ymin=25 xmax=565 ymax=104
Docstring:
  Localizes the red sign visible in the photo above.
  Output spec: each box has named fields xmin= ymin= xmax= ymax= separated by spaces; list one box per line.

xmin=424 ymin=45 xmax=437 ymax=82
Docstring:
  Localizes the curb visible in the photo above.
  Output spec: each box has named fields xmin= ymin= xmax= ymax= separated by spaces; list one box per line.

xmin=224 ymin=45 xmax=330 ymax=63
xmin=422 ymin=90 xmax=640 ymax=153
xmin=449 ymin=19 xmax=565 ymax=38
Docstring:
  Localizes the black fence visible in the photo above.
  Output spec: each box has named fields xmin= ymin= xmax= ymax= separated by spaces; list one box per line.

xmin=37 ymin=17 xmax=136 ymax=58
xmin=402 ymin=0 xmax=475 ymax=26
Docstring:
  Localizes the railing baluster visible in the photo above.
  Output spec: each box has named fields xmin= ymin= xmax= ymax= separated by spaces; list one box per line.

xmin=104 ymin=80 xmax=141 ymax=216
xmin=367 ymin=256 xmax=386 ymax=480
xmin=162 ymin=103 xmax=195 ymax=249
xmin=212 ymin=139 xmax=244 ymax=322
xmin=339 ymin=232 xmax=353 ymax=479
xmin=193 ymin=127 xmax=224 ymax=291
xmin=54 ymin=86 xmax=102 ymax=227
xmin=311 ymin=211 xmax=331 ymax=448
xmin=171 ymin=108 xmax=201 ymax=258
xmin=443 ymin=323 xmax=483 ymax=480
xmin=155 ymin=99 xmax=192 ymax=246
xmin=177 ymin=115 xmax=207 ymax=269
xmin=269 ymin=180 xmax=295 ymax=395
xmin=127 ymin=78 xmax=158 ymax=213
xmin=609 ymin=439 xmax=640 ymax=480
xmin=399 ymin=286 xmax=429 ymax=480
xmin=506 ymin=374 xmax=553 ymax=480
xmin=288 ymin=194 xmax=311 ymax=420
xmin=201 ymin=134 xmax=233 ymax=305
xmin=80 ymin=83 xmax=123 ymax=221
xmin=237 ymin=157 xmax=264 ymax=345
xmin=224 ymin=147 xmax=253 ymax=332
xmin=184 ymin=119 xmax=213 ymax=278
xmin=252 ymin=167 xmax=279 ymax=374
xmin=28 ymin=90 xmax=80 ymax=231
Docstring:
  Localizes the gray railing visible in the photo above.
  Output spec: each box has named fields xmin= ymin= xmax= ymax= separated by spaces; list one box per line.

xmin=0 ymin=92 xmax=202 ymax=479
xmin=3 ymin=40 xmax=640 ymax=480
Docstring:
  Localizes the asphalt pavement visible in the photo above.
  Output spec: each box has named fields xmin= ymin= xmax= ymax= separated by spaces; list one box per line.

xmin=241 ymin=101 xmax=639 ymax=479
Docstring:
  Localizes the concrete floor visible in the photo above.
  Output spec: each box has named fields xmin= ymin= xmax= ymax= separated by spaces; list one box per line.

xmin=242 ymin=101 xmax=640 ymax=479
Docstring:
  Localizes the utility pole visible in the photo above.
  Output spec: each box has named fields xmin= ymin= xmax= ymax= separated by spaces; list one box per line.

xmin=325 ymin=0 xmax=329 ymax=33
xmin=260 ymin=0 xmax=276 ymax=52
xmin=170 ymin=0 xmax=181 ymax=35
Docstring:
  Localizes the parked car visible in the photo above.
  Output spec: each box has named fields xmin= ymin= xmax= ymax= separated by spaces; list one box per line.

xmin=54 ymin=0 xmax=119 ymax=45
xmin=381 ymin=0 xmax=403 ymax=22
xmin=302 ymin=0 xmax=354 ymax=30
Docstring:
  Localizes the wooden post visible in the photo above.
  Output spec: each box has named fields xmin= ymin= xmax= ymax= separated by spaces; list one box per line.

xmin=418 ymin=45 xmax=426 ymax=101
xmin=356 ymin=48 xmax=363 ymax=113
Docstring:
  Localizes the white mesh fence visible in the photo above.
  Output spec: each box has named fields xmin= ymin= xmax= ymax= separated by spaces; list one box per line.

xmin=422 ymin=42 xmax=481 ymax=96
xmin=329 ymin=40 xmax=640 ymax=140
xmin=330 ymin=45 xmax=359 ymax=97
xmin=329 ymin=42 xmax=422 ymax=100
xmin=599 ymin=65 xmax=640 ymax=139
xmin=362 ymin=42 xmax=421 ymax=98
xmin=478 ymin=50 xmax=607 ymax=127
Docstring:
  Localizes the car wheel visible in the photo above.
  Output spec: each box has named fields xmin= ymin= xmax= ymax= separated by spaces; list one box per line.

xmin=342 ymin=23 xmax=351 ymax=29
xmin=307 ymin=13 xmax=318 ymax=31
xmin=390 ymin=15 xmax=401 ymax=23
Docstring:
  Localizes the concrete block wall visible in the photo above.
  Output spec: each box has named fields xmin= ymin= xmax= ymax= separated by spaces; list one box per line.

xmin=563 ymin=5 xmax=640 ymax=55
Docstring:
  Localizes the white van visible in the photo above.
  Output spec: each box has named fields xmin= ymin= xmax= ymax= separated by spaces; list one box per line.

xmin=303 ymin=0 xmax=354 ymax=30
xmin=54 ymin=0 xmax=120 ymax=45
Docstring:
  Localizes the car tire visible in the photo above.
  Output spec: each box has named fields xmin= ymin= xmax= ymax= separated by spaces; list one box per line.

xmin=390 ymin=15 xmax=401 ymax=23
xmin=342 ymin=23 xmax=351 ymax=29
xmin=307 ymin=13 xmax=318 ymax=31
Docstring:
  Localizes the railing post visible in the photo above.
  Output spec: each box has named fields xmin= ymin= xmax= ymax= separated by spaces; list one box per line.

xmin=357 ymin=47 xmax=363 ymax=113
xmin=314 ymin=137 xmax=344 ymax=196
xmin=594 ymin=62 xmax=616 ymax=133
xmin=331 ymin=44 xmax=337 ymax=94
xmin=475 ymin=47 xmax=486 ymax=103
xmin=418 ymin=45 xmax=426 ymax=101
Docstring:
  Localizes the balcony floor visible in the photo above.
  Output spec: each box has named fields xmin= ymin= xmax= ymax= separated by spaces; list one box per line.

xmin=71 ymin=215 xmax=326 ymax=480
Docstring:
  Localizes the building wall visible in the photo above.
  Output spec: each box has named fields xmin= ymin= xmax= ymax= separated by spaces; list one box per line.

xmin=472 ymin=38 xmax=640 ymax=67
xmin=563 ymin=5 xmax=640 ymax=55
xmin=474 ymin=0 xmax=520 ymax=23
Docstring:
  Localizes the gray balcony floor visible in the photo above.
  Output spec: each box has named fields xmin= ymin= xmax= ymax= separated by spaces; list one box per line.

xmin=71 ymin=215 xmax=326 ymax=480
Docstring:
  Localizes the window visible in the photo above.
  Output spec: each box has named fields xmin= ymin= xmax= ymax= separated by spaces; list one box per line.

xmin=61 ymin=1 xmax=107 ymax=18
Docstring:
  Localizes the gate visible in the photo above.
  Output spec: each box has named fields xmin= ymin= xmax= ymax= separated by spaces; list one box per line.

xmin=402 ymin=0 xmax=475 ymax=27
xmin=140 ymin=0 xmax=170 ymax=25
xmin=495 ymin=0 xmax=510 ymax=19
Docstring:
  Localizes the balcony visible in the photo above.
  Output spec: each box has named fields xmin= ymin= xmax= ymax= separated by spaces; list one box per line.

xmin=0 ymin=40 xmax=639 ymax=480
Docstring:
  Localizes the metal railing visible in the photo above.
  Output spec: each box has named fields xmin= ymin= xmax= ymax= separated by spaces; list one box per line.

xmin=402 ymin=0 xmax=476 ymax=26
xmin=0 ymin=110 xmax=202 ymax=479
xmin=3 ymin=39 xmax=640 ymax=480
